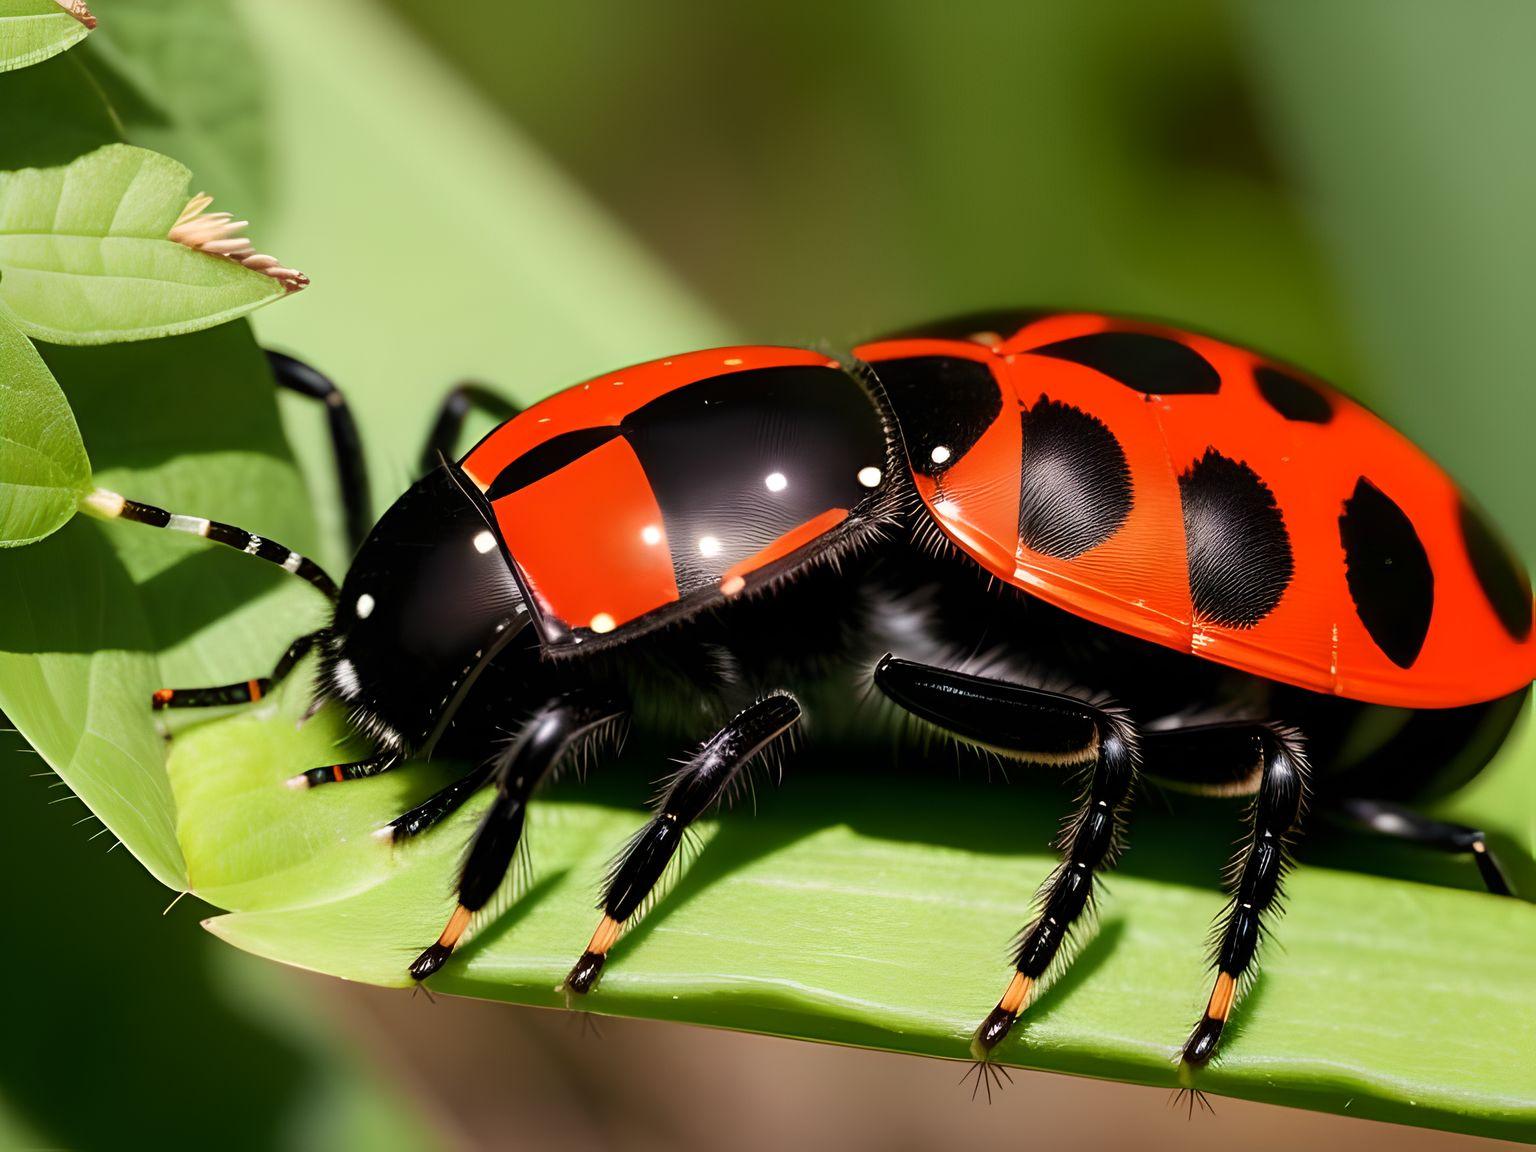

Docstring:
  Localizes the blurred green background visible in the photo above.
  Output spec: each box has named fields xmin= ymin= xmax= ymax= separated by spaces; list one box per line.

xmin=4 ymin=0 xmax=1534 ymax=1147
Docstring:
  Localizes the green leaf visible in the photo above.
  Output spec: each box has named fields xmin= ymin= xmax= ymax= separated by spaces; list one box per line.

xmin=0 ymin=142 xmax=300 ymax=345
xmin=79 ymin=0 xmax=269 ymax=220
xmin=0 ymin=0 xmax=90 ymax=74
xmin=0 ymin=727 xmax=444 ymax=1152
xmin=0 ymin=322 xmax=325 ymax=889
xmin=0 ymin=310 xmax=89 ymax=544
xmin=0 ymin=48 xmax=122 ymax=172
xmin=167 ymin=693 xmax=1536 ymax=1143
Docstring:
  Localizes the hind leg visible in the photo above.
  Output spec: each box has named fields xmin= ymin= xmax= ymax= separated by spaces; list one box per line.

xmin=1141 ymin=721 xmax=1309 ymax=1068
xmin=267 ymin=350 xmax=372 ymax=552
xmin=1334 ymin=799 xmax=1513 ymax=895
xmin=419 ymin=382 xmax=520 ymax=473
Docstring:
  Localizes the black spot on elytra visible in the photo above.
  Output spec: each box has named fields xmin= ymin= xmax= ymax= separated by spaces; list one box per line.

xmin=1339 ymin=477 xmax=1434 ymax=667
xmin=1254 ymin=365 xmax=1333 ymax=424
xmin=486 ymin=425 xmax=622 ymax=500
xmin=1459 ymin=498 xmax=1532 ymax=641
xmin=1030 ymin=331 xmax=1221 ymax=396
xmin=1017 ymin=397 xmax=1132 ymax=559
xmin=869 ymin=355 xmax=1003 ymax=477
xmin=1178 ymin=450 xmax=1292 ymax=627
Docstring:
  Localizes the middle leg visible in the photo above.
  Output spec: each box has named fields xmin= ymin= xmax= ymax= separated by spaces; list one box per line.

xmin=873 ymin=655 xmax=1140 ymax=1061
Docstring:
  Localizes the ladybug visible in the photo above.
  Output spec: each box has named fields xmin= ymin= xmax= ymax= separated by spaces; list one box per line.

xmin=91 ymin=313 xmax=1532 ymax=1072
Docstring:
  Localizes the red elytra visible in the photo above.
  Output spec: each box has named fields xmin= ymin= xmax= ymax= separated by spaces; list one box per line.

xmin=855 ymin=312 xmax=1536 ymax=709
xmin=462 ymin=345 xmax=869 ymax=642
xmin=461 ymin=316 xmax=1533 ymax=708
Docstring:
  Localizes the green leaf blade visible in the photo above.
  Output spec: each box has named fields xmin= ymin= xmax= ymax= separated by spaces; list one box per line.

xmin=0 ymin=323 xmax=326 ymax=891
xmin=187 ymin=690 xmax=1536 ymax=1140
xmin=0 ymin=143 xmax=294 ymax=344
xmin=78 ymin=0 xmax=269 ymax=221
xmin=0 ymin=310 xmax=88 ymax=545
xmin=0 ymin=1 xmax=89 ymax=74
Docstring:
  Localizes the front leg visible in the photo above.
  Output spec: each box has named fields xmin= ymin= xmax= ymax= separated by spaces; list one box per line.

xmin=873 ymin=655 xmax=1139 ymax=1061
xmin=410 ymin=691 xmax=625 ymax=980
xmin=564 ymin=693 xmax=803 ymax=994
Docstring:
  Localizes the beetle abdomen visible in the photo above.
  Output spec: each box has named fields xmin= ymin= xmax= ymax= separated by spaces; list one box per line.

xmin=858 ymin=312 xmax=1536 ymax=708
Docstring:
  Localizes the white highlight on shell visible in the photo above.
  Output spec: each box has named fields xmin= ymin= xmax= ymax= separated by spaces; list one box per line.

xmin=698 ymin=535 xmax=723 ymax=558
xmin=640 ymin=524 xmax=663 ymax=546
xmin=472 ymin=530 xmax=497 ymax=554
xmin=857 ymin=466 xmax=883 ymax=488
xmin=929 ymin=445 xmax=952 ymax=465
xmin=355 ymin=593 xmax=375 ymax=619
xmin=589 ymin=612 xmax=617 ymax=634
xmin=764 ymin=471 xmax=787 ymax=493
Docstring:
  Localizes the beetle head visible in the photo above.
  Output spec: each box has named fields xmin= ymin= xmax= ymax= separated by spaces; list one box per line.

xmin=316 ymin=463 xmax=530 ymax=752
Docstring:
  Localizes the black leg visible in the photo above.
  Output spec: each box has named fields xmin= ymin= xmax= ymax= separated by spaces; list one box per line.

xmin=410 ymin=692 xmax=625 ymax=981
xmin=288 ymin=748 xmax=402 ymax=790
xmin=151 ymin=629 xmax=329 ymax=712
xmin=420 ymin=382 xmax=520 ymax=474
xmin=378 ymin=760 xmax=498 ymax=844
xmin=1142 ymin=721 xmax=1309 ymax=1068
xmin=872 ymin=655 xmax=1139 ymax=1062
xmin=83 ymin=490 xmax=338 ymax=601
xmin=267 ymin=350 xmax=373 ymax=553
xmin=563 ymin=693 xmax=802 ymax=994
xmin=1334 ymin=798 xmax=1512 ymax=896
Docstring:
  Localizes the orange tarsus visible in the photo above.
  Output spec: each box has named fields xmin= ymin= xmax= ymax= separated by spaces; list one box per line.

xmin=1206 ymin=971 xmax=1236 ymax=1022
xmin=439 ymin=904 xmax=473 ymax=949
xmin=997 ymin=971 xmax=1032 ymax=1015
xmin=586 ymin=914 xmax=621 ymax=956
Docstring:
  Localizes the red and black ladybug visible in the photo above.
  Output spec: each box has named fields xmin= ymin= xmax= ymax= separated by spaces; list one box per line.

xmin=91 ymin=312 xmax=1533 ymax=1071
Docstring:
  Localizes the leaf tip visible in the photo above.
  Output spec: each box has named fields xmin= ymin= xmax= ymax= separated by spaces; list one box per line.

xmin=53 ymin=0 xmax=96 ymax=29
xmin=168 ymin=192 xmax=308 ymax=293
